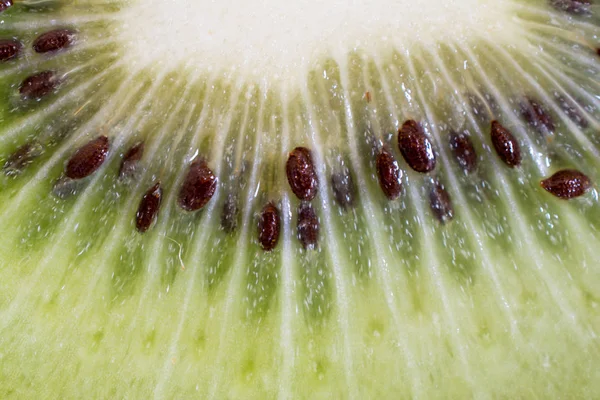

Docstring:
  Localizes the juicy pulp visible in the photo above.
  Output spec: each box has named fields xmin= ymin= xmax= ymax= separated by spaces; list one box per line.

xmin=0 ymin=0 xmax=599 ymax=398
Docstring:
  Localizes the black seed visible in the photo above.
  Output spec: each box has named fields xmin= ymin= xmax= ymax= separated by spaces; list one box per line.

xmin=491 ymin=121 xmax=521 ymax=167
xmin=178 ymin=159 xmax=217 ymax=212
xmin=286 ymin=147 xmax=319 ymax=201
xmin=297 ymin=202 xmax=319 ymax=249
xmin=449 ymin=130 xmax=477 ymax=173
xmin=520 ymin=97 xmax=555 ymax=134
xmin=0 ymin=0 xmax=12 ymax=13
xmin=554 ymin=94 xmax=589 ymax=129
xmin=0 ymin=39 xmax=21 ymax=62
xmin=136 ymin=182 xmax=162 ymax=233
xmin=541 ymin=169 xmax=591 ymax=199
xmin=65 ymin=136 xmax=110 ymax=179
xmin=331 ymin=169 xmax=356 ymax=210
xmin=430 ymin=181 xmax=454 ymax=223
xmin=221 ymin=193 xmax=239 ymax=233
xmin=119 ymin=142 xmax=144 ymax=179
xmin=258 ymin=202 xmax=280 ymax=251
xmin=33 ymin=29 xmax=75 ymax=53
xmin=3 ymin=141 xmax=42 ymax=176
xmin=397 ymin=120 xmax=436 ymax=173
xmin=376 ymin=147 xmax=403 ymax=200
xmin=19 ymin=71 xmax=60 ymax=100
xmin=550 ymin=0 xmax=591 ymax=15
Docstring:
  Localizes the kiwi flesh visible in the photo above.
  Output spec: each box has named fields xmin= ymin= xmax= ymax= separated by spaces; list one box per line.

xmin=0 ymin=0 xmax=599 ymax=398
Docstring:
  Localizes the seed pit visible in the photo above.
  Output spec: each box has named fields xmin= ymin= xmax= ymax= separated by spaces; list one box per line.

xmin=554 ymin=93 xmax=588 ymax=129
xmin=520 ymin=97 xmax=555 ymax=134
xmin=3 ymin=141 xmax=42 ymax=176
xmin=119 ymin=142 xmax=144 ymax=179
xmin=467 ymin=92 xmax=491 ymax=123
xmin=221 ymin=192 xmax=239 ymax=233
xmin=331 ymin=169 xmax=356 ymax=210
xmin=550 ymin=0 xmax=592 ymax=15
xmin=52 ymin=176 xmax=84 ymax=199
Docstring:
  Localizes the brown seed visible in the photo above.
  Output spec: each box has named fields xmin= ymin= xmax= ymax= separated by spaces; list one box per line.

xmin=449 ymin=131 xmax=477 ymax=173
xmin=0 ymin=0 xmax=12 ymax=13
xmin=33 ymin=29 xmax=75 ymax=53
xmin=19 ymin=71 xmax=60 ymax=100
xmin=541 ymin=169 xmax=591 ymax=199
xmin=65 ymin=136 xmax=110 ymax=179
xmin=397 ymin=120 xmax=436 ymax=173
xmin=3 ymin=141 xmax=41 ymax=176
xmin=550 ymin=0 xmax=591 ymax=15
xmin=376 ymin=147 xmax=403 ymax=200
xmin=119 ymin=142 xmax=144 ymax=179
xmin=258 ymin=202 xmax=280 ymax=251
xmin=430 ymin=181 xmax=454 ymax=223
xmin=286 ymin=147 xmax=319 ymax=201
xmin=521 ymin=97 xmax=555 ymax=134
xmin=297 ymin=202 xmax=319 ymax=249
xmin=221 ymin=192 xmax=239 ymax=233
xmin=178 ymin=159 xmax=217 ymax=211
xmin=0 ymin=39 xmax=21 ymax=62
xmin=490 ymin=121 xmax=521 ymax=167
xmin=136 ymin=182 xmax=162 ymax=233
xmin=331 ymin=169 xmax=356 ymax=209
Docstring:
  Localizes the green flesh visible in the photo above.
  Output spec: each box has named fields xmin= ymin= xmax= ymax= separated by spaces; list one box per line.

xmin=1 ymin=1 xmax=600 ymax=398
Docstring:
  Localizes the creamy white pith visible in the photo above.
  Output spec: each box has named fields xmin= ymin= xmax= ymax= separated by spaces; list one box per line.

xmin=117 ymin=0 xmax=518 ymax=79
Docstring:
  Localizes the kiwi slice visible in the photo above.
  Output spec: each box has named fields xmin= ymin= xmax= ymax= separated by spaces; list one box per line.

xmin=0 ymin=0 xmax=599 ymax=398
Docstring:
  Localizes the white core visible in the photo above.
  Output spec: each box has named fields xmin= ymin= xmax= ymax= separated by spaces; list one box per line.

xmin=117 ymin=0 xmax=517 ymax=81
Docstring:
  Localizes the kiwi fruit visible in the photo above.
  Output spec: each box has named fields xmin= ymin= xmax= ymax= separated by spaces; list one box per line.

xmin=0 ymin=0 xmax=599 ymax=398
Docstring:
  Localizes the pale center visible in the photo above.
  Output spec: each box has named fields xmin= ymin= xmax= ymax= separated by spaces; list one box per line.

xmin=117 ymin=0 xmax=517 ymax=81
